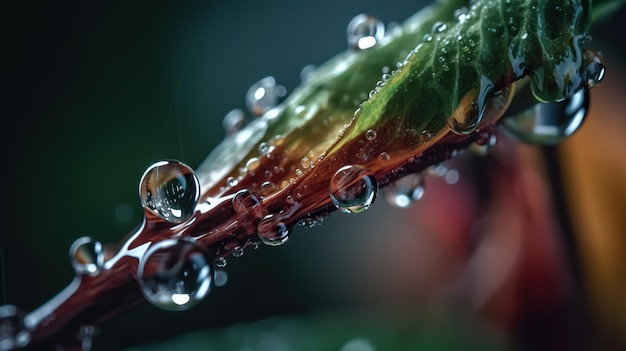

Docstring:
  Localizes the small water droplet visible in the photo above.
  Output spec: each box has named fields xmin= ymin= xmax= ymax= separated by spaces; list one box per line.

xmin=139 ymin=160 xmax=200 ymax=224
xmin=423 ymin=34 xmax=433 ymax=42
xmin=232 ymin=189 xmax=262 ymax=215
xmin=246 ymin=76 xmax=286 ymax=116
xmin=300 ymin=64 xmax=317 ymax=83
xmin=0 ymin=305 xmax=29 ymax=350
xmin=378 ymin=152 xmax=390 ymax=161
xmin=455 ymin=7 xmax=469 ymax=23
xmin=365 ymin=129 xmax=377 ymax=141
xmin=502 ymin=88 xmax=589 ymax=145
xmin=214 ymin=270 xmax=228 ymax=287
xmin=69 ymin=236 xmax=104 ymax=275
xmin=138 ymin=239 xmax=213 ymax=311
xmin=584 ymin=50 xmax=606 ymax=89
xmin=431 ymin=21 xmax=447 ymax=34
xmin=232 ymin=246 xmax=244 ymax=257
xmin=227 ymin=176 xmax=239 ymax=187
xmin=222 ymin=109 xmax=247 ymax=135
xmin=215 ymin=257 xmax=227 ymax=268
xmin=301 ymin=157 xmax=312 ymax=169
xmin=385 ymin=174 xmax=425 ymax=208
xmin=381 ymin=73 xmax=392 ymax=82
xmin=260 ymin=181 xmax=276 ymax=196
xmin=347 ymin=14 xmax=385 ymax=50
xmin=295 ymin=168 xmax=303 ymax=177
xmin=329 ymin=165 xmax=377 ymax=214
xmin=444 ymin=169 xmax=460 ymax=184
xmin=258 ymin=216 xmax=290 ymax=246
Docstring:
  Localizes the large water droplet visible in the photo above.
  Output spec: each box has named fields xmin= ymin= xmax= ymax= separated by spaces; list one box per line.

xmin=347 ymin=14 xmax=385 ymax=50
xmin=138 ymin=239 xmax=213 ymax=311
xmin=257 ymin=215 xmax=290 ymax=246
xmin=139 ymin=160 xmax=200 ymax=224
xmin=329 ymin=165 xmax=377 ymax=214
xmin=246 ymin=76 xmax=286 ymax=116
xmin=502 ymin=88 xmax=589 ymax=145
xmin=69 ymin=236 xmax=104 ymax=275
xmin=384 ymin=174 xmax=425 ymax=208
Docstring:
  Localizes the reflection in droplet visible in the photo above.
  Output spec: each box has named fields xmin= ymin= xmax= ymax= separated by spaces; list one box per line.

xmin=347 ymin=14 xmax=385 ymax=50
xmin=246 ymin=76 xmax=286 ymax=116
xmin=584 ymin=49 xmax=606 ymax=89
xmin=232 ymin=246 xmax=244 ymax=258
xmin=138 ymin=239 xmax=213 ymax=311
xmin=139 ymin=160 xmax=200 ymax=224
xmin=329 ymin=165 xmax=377 ymax=214
xmin=258 ymin=216 xmax=290 ymax=246
xmin=69 ymin=236 xmax=104 ymax=275
xmin=214 ymin=270 xmax=228 ymax=287
xmin=385 ymin=174 xmax=425 ymax=208
xmin=502 ymin=88 xmax=589 ymax=145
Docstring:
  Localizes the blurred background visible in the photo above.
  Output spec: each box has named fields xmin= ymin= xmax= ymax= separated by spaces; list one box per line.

xmin=2 ymin=0 xmax=625 ymax=350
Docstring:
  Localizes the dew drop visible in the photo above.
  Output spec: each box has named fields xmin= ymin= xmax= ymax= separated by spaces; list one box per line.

xmin=214 ymin=270 xmax=228 ymax=287
xmin=365 ymin=129 xmax=377 ymax=141
xmin=584 ymin=50 xmax=606 ymax=89
xmin=246 ymin=76 xmax=286 ymax=116
xmin=431 ymin=21 xmax=447 ymax=34
xmin=0 ymin=305 xmax=29 ymax=350
xmin=378 ymin=152 xmax=390 ymax=161
xmin=138 ymin=239 xmax=213 ymax=311
xmin=502 ymin=88 xmax=589 ymax=145
xmin=69 ymin=236 xmax=104 ymax=275
xmin=232 ymin=246 xmax=244 ymax=258
xmin=347 ymin=14 xmax=385 ymax=50
xmin=139 ymin=160 xmax=200 ymax=224
xmin=329 ymin=165 xmax=377 ymax=214
xmin=301 ymin=157 xmax=312 ymax=169
xmin=222 ymin=108 xmax=247 ymax=135
xmin=258 ymin=215 xmax=290 ymax=246
xmin=300 ymin=64 xmax=317 ymax=83
xmin=260 ymin=181 xmax=276 ymax=196
xmin=232 ymin=189 xmax=262 ymax=215
xmin=227 ymin=176 xmax=239 ymax=187
xmin=385 ymin=174 xmax=425 ymax=208
xmin=215 ymin=257 xmax=227 ymax=268
xmin=423 ymin=34 xmax=433 ymax=42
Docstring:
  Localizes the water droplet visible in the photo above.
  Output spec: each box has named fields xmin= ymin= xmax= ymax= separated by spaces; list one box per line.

xmin=246 ymin=76 xmax=286 ymax=116
xmin=347 ymin=14 xmax=385 ymax=50
xmin=455 ymin=7 xmax=469 ymax=23
xmin=214 ymin=270 xmax=228 ymax=287
xmin=231 ymin=246 xmax=244 ymax=258
xmin=301 ymin=157 xmax=312 ymax=169
xmin=431 ymin=21 xmax=447 ymax=34
xmin=0 ymin=305 xmax=29 ymax=350
xmin=502 ymin=88 xmax=589 ymax=145
xmin=444 ymin=169 xmax=460 ymax=184
xmin=385 ymin=174 xmax=425 ymax=208
xmin=260 ymin=181 xmax=276 ymax=196
xmin=227 ymin=176 xmax=239 ymax=187
xmin=329 ymin=165 xmax=377 ymax=214
xmin=139 ymin=160 xmax=200 ymax=224
xmin=222 ymin=109 xmax=247 ymax=135
xmin=232 ymin=189 xmax=262 ymax=215
xmin=584 ymin=50 xmax=605 ymax=89
xmin=138 ymin=239 xmax=213 ymax=311
xmin=69 ymin=236 xmax=104 ymax=275
xmin=378 ymin=152 xmax=390 ymax=161
xmin=300 ymin=64 xmax=317 ymax=83
xmin=215 ymin=257 xmax=227 ymax=268
xmin=423 ymin=34 xmax=433 ymax=42
xmin=448 ymin=76 xmax=494 ymax=135
xmin=258 ymin=216 xmax=290 ymax=246
xmin=365 ymin=129 xmax=377 ymax=141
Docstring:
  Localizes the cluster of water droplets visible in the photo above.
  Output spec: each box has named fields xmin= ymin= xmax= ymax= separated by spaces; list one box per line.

xmin=0 ymin=306 xmax=30 ymax=350
xmin=222 ymin=76 xmax=286 ymax=136
xmin=502 ymin=50 xmax=605 ymax=145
